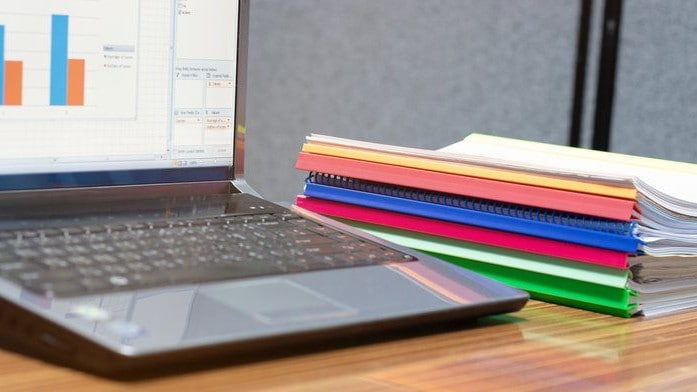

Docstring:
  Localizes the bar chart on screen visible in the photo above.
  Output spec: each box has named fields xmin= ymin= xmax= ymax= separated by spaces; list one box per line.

xmin=0 ymin=0 xmax=138 ymax=119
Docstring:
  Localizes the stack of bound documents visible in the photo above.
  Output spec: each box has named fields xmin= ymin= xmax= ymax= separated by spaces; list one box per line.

xmin=293 ymin=133 xmax=697 ymax=317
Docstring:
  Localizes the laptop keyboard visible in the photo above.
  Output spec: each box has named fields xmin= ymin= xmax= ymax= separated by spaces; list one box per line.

xmin=0 ymin=212 xmax=416 ymax=297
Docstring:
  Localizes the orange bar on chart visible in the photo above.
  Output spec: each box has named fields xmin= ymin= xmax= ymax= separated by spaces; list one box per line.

xmin=67 ymin=58 xmax=85 ymax=105
xmin=4 ymin=60 xmax=22 ymax=105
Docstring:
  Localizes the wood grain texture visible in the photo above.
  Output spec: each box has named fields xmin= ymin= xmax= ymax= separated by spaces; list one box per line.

xmin=1 ymin=300 xmax=696 ymax=391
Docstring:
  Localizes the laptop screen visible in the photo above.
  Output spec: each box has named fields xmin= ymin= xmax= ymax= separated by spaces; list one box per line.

xmin=0 ymin=0 xmax=243 ymax=190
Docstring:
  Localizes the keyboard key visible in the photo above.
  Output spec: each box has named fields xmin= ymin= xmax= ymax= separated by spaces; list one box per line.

xmin=80 ymin=277 xmax=112 ymax=292
xmin=24 ymin=280 xmax=83 ymax=297
xmin=37 ymin=257 xmax=71 ymax=269
xmin=109 ymin=276 xmax=130 ymax=286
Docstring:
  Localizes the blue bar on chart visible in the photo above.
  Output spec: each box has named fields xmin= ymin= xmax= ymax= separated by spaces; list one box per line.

xmin=50 ymin=14 xmax=69 ymax=106
xmin=0 ymin=25 xmax=5 ymax=105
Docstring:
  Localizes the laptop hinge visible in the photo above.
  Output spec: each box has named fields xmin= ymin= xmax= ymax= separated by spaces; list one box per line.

xmin=0 ymin=181 xmax=235 ymax=207
xmin=231 ymin=179 xmax=261 ymax=197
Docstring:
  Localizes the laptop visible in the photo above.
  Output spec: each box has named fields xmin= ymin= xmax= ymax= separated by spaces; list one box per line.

xmin=0 ymin=0 xmax=527 ymax=376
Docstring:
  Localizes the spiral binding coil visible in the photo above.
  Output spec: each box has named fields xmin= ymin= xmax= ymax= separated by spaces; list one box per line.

xmin=306 ymin=172 xmax=634 ymax=235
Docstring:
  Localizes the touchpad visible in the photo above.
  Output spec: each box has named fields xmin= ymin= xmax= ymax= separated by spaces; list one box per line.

xmin=200 ymin=279 xmax=355 ymax=325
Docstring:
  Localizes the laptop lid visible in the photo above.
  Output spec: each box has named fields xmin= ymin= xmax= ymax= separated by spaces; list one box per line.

xmin=0 ymin=0 xmax=249 ymax=196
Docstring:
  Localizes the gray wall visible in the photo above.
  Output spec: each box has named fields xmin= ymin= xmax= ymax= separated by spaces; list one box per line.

xmin=611 ymin=1 xmax=697 ymax=162
xmin=243 ymin=0 xmax=697 ymax=203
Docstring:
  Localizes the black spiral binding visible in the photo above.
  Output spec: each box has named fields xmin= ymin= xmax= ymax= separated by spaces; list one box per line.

xmin=306 ymin=172 xmax=635 ymax=235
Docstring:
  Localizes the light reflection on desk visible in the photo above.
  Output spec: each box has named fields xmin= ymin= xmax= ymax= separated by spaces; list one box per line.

xmin=359 ymin=301 xmax=697 ymax=391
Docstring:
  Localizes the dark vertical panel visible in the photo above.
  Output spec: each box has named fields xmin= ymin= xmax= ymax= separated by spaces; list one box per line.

xmin=568 ymin=0 xmax=593 ymax=147
xmin=592 ymin=0 xmax=623 ymax=151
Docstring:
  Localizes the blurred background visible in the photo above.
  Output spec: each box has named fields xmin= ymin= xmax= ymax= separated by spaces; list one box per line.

xmin=244 ymin=0 xmax=697 ymax=202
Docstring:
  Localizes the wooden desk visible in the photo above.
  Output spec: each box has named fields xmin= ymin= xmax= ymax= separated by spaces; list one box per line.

xmin=1 ymin=300 xmax=695 ymax=391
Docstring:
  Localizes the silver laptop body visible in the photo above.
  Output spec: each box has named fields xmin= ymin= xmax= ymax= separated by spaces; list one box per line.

xmin=0 ymin=0 xmax=527 ymax=376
